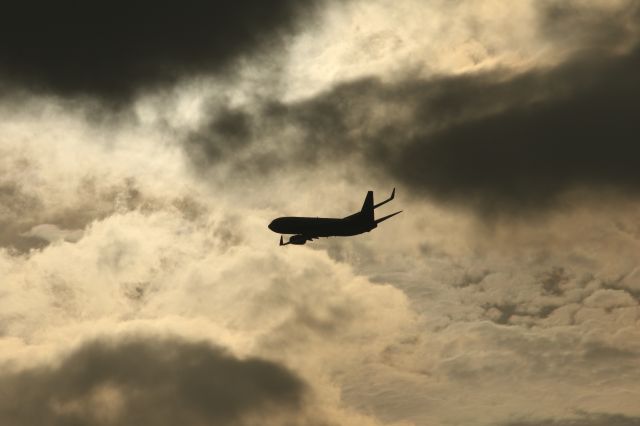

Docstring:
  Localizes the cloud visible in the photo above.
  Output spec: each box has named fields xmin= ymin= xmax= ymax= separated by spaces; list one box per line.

xmin=0 ymin=118 xmax=416 ymax=424
xmin=3 ymin=3 xmax=640 ymax=425
xmin=0 ymin=336 xmax=310 ymax=426
xmin=186 ymin=106 xmax=254 ymax=169
xmin=188 ymin=42 xmax=640 ymax=216
xmin=538 ymin=0 xmax=640 ymax=51
xmin=385 ymin=46 xmax=640 ymax=215
xmin=503 ymin=413 xmax=640 ymax=426
xmin=0 ymin=174 xmax=189 ymax=253
xmin=0 ymin=1 xmax=323 ymax=105
xmin=0 ymin=111 xmax=210 ymax=253
xmin=173 ymin=1 xmax=640 ymax=217
xmin=21 ymin=224 xmax=83 ymax=244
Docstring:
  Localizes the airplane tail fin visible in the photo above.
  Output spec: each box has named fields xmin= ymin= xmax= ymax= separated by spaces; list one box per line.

xmin=361 ymin=188 xmax=397 ymax=223
xmin=360 ymin=191 xmax=375 ymax=222
xmin=375 ymin=210 xmax=402 ymax=224
xmin=279 ymin=236 xmax=285 ymax=246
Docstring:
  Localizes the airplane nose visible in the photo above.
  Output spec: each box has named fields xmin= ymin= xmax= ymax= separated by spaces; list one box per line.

xmin=268 ymin=220 xmax=276 ymax=231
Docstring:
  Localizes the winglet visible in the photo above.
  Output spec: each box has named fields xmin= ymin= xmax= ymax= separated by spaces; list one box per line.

xmin=375 ymin=210 xmax=402 ymax=224
xmin=373 ymin=188 xmax=396 ymax=209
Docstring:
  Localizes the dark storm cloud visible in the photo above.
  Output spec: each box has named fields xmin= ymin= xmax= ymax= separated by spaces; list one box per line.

xmin=503 ymin=413 xmax=640 ymax=426
xmin=188 ymin=0 xmax=640 ymax=216
xmin=0 ymin=336 xmax=308 ymax=426
xmin=389 ymin=47 xmax=640 ymax=214
xmin=374 ymin=1 xmax=640 ymax=214
xmin=0 ymin=1 xmax=322 ymax=105
xmin=192 ymin=42 xmax=640 ymax=214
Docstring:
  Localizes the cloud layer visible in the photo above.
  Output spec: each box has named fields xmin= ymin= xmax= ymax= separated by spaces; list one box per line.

xmin=2 ymin=1 xmax=640 ymax=425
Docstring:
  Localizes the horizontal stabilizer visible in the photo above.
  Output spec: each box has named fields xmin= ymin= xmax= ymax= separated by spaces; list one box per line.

xmin=375 ymin=210 xmax=402 ymax=224
xmin=374 ymin=188 xmax=395 ymax=209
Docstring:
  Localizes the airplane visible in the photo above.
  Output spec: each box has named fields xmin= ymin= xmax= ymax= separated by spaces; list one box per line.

xmin=268 ymin=189 xmax=402 ymax=246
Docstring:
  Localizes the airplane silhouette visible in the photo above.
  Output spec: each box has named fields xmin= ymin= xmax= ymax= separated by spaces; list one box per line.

xmin=268 ymin=189 xmax=402 ymax=246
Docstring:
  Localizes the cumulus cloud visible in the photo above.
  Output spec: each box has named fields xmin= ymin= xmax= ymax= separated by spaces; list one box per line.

xmin=0 ymin=201 xmax=416 ymax=424
xmin=0 ymin=113 xmax=416 ymax=425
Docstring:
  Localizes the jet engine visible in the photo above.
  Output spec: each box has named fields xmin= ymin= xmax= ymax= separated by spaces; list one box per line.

xmin=289 ymin=235 xmax=308 ymax=245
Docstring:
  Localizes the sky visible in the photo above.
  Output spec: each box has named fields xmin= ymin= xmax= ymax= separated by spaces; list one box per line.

xmin=1 ymin=1 xmax=640 ymax=425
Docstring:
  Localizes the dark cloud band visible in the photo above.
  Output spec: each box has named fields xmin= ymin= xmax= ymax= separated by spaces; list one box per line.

xmin=0 ymin=1 xmax=321 ymax=104
xmin=387 ymin=47 xmax=640 ymax=213
xmin=181 ymin=1 xmax=640 ymax=216
xmin=188 ymin=45 xmax=640 ymax=216
xmin=0 ymin=336 xmax=307 ymax=425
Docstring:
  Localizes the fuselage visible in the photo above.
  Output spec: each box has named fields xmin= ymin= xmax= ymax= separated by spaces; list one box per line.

xmin=268 ymin=214 xmax=375 ymax=237
xmin=268 ymin=189 xmax=400 ymax=245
